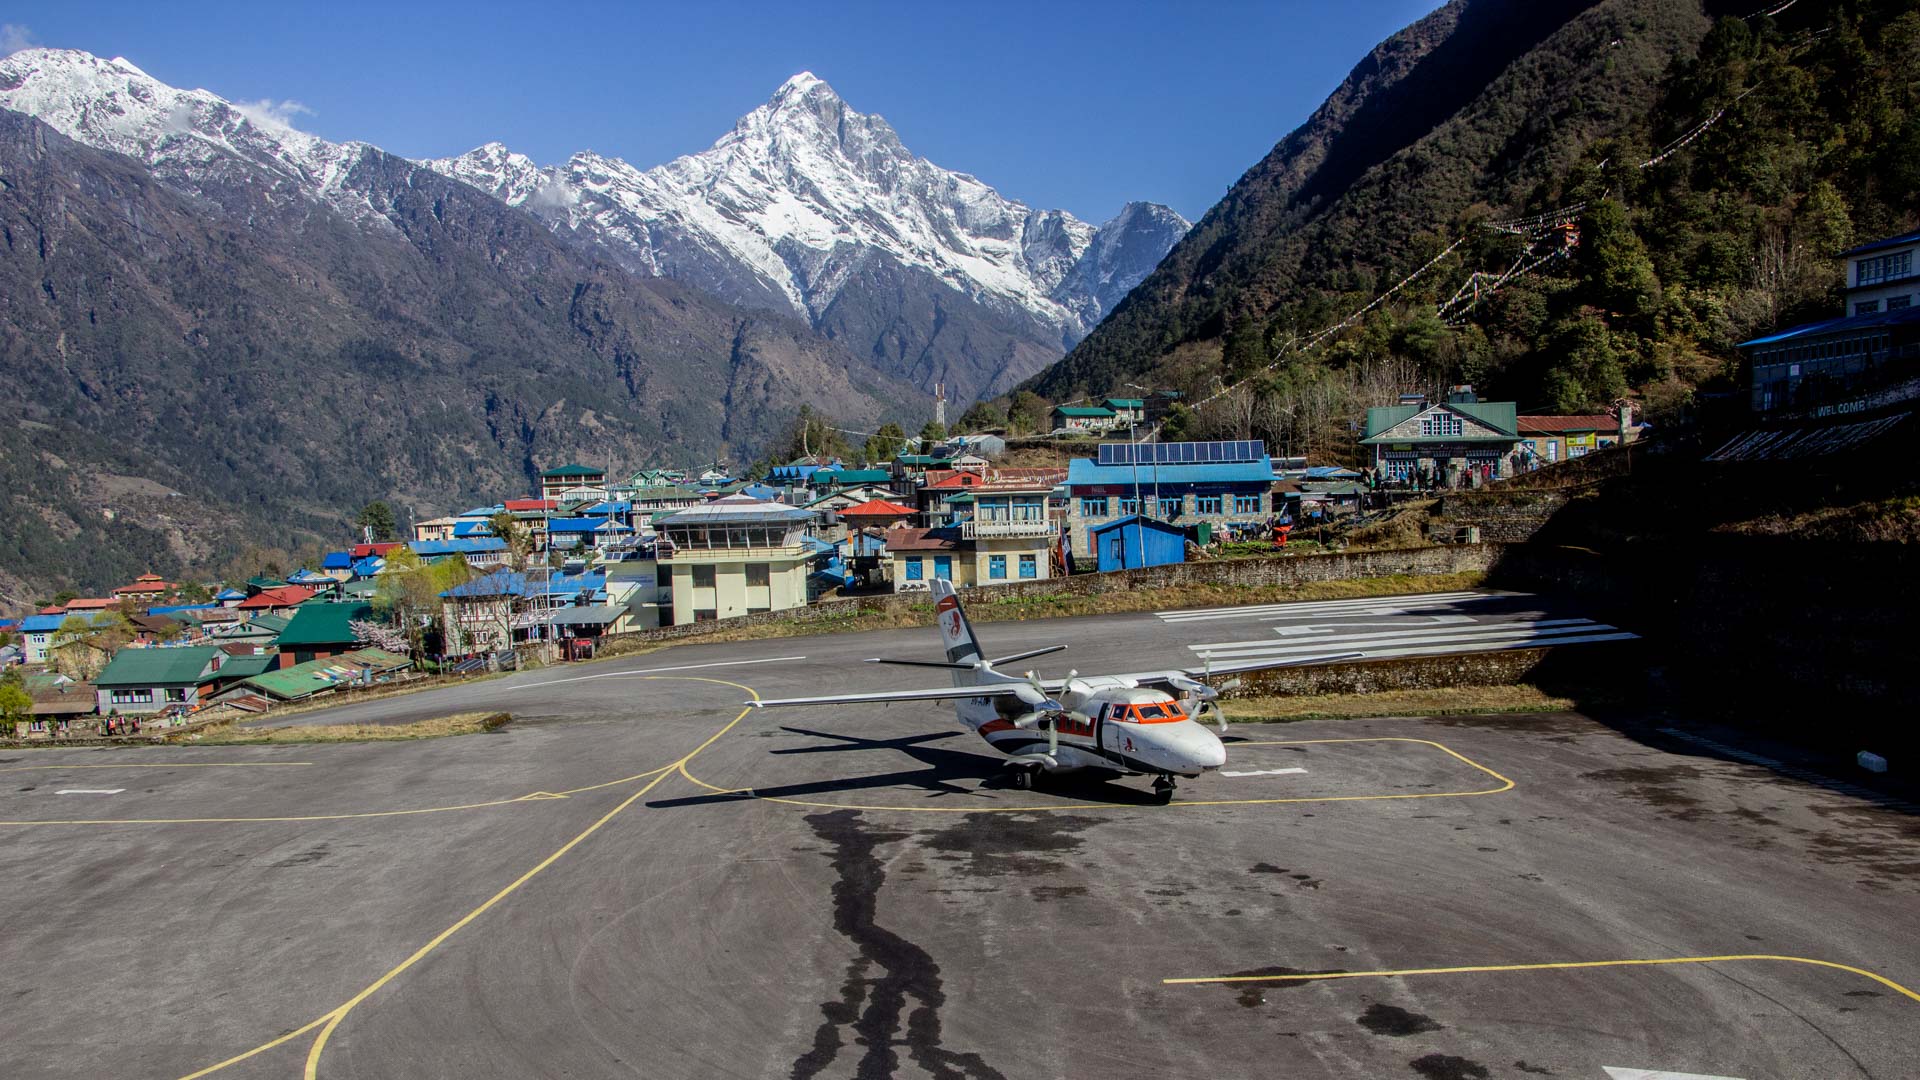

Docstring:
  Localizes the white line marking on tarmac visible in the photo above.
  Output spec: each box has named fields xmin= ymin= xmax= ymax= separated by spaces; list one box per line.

xmin=499 ymin=656 xmax=807 ymax=691
xmin=1597 ymin=1060 xmax=1751 ymax=1068
xmin=1220 ymin=768 xmax=1308 ymax=778
xmin=1190 ymin=619 xmax=1606 ymax=654
xmin=1156 ymin=592 xmax=1497 ymax=621
xmin=55 ymin=789 xmax=124 ymax=795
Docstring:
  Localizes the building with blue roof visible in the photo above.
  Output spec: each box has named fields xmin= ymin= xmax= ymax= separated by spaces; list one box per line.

xmin=19 ymin=610 xmax=120 ymax=664
xmin=1740 ymin=230 xmax=1920 ymax=413
xmin=1063 ymin=442 xmax=1275 ymax=556
xmin=409 ymin=537 xmax=509 ymax=568
xmin=321 ymin=551 xmax=354 ymax=571
xmin=452 ymin=520 xmax=495 ymax=538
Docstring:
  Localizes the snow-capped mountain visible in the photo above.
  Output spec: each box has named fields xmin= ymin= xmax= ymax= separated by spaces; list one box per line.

xmin=429 ymin=73 xmax=1190 ymax=397
xmin=0 ymin=49 xmax=1187 ymax=400
xmin=0 ymin=48 xmax=390 ymax=226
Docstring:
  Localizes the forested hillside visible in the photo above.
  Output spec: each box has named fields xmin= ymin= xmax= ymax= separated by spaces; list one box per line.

xmin=1027 ymin=0 xmax=1920 ymax=450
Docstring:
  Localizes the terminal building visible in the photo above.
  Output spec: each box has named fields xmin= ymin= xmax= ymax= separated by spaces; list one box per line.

xmin=1741 ymin=229 xmax=1920 ymax=413
xmin=654 ymin=496 xmax=815 ymax=624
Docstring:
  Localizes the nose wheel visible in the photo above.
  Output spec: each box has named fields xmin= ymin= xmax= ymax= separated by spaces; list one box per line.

xmin=1152 ymin=775 xmax=1176 ymax=805
xmin=1009 ymin=763 xmax=1043 ymax=791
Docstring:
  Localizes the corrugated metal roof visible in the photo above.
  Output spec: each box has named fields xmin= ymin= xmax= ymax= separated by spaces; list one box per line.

xmin=540 ymin=463 xmax=604 ymax=477
xmin=1839 ymin=229 xmax=1920 ymax=257
xmin=1738 ymin=303 xmax=1920 ymax=347
xmin=240 ymin=648 xmax=411 ymax=700
xmin=1065 ymin=458 xmax=1274 ymax=486
xmin=409 ymin=538 xmax=509 ymax=556
xmin=276 ymin=602 xmax=375 ymax=647
xmin=1361 ymin=401 xmax=1518 ymax=440
xmin=1053 ymin=406 xmax=1116 ymax=417
xmin=658 ymin=500 xmax=813 ymax=525
xmin=94 ymin=645 xmax=219 ymax=687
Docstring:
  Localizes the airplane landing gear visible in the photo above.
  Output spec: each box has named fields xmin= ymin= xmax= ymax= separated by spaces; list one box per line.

xmin=1152 ymin=775 xmax=1176 ymax=805
xmin=1010 ymin=764 xmax=1042 ymax=791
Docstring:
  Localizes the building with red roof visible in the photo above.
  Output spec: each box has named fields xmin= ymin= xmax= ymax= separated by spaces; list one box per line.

xmin=1515 ymin=406 xmax=1640 ymax=467
xmin=112 ymin=573 xmax=177 ymax=602
xmin=350 ymin=542 xmax=406 ymax=559
xmin=236 ymin=585 xmax=315 ymax=612
xmin=838 ymin=499 xmax=918 ymax=529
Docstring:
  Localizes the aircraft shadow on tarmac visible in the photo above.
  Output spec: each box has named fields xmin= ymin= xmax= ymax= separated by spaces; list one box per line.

xmin=648 ymin=726 xmax=1167 ymax=808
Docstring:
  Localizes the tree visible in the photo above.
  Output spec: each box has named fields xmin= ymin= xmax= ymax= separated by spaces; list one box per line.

xmin=50 ymin=611 xmax=134 ymax=681
xmin=917 ymin=419 xmax=948 ymax=446
xmin=778 ymin=405 xmax=852 ymax=463
xmin=861 ymin=422 xmax=908 ymax=466
xmin=953 ymin=401 xmax=1004 ymax=434
xmin=0 ymin=668 xmax=30 ymax=737
xmin=374 ymin=549 xmax=473 ymax=660
xmin=357 ymin=500 xmax=398 ymax=542
xmin=1005 ymin=391 xmax=1048 ymax=435
xmin=488 ymin=511 xmax=532 ymax=572
xmin=1221 ymin=317 xmax=1268 ymax=383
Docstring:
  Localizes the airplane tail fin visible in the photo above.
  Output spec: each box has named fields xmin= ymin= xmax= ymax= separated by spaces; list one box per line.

xmin=929 ymin=579 xmax=984 ymax=670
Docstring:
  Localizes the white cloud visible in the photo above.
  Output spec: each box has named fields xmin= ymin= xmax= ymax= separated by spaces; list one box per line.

xmin=233 ymin=98 xmax=315 ymax=133
xmin=1 ymin=23 xmax=38 ymax=56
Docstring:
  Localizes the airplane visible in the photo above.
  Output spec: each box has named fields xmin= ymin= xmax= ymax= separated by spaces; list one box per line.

xmin=746 ymin=579 xmax=1357 ymax=804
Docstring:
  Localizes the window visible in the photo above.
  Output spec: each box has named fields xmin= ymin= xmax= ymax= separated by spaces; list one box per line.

xmin=988 ymin=555 xmax=1007 ymax=579
xmin=1117 ymin=497 xmax=1139 ymax=515
xmin=1018 ymin=554 xmax=1037 ymax=579
xmin=1195 ymin=495 xmax=1223 ymax=515
xmin=1856 ymin=250 xmax=1913 ymax=286
xmin=1419 ymin=412 xmax=1464 ymax=437
xmin=165 ymin=688 xmax=187 ymax=703
xmin=1889 ymin=295 xmax=1913 ymax=311
xmin=745 ymin=563 xmax=770 ymax=587
xmin=110 ymin=689 xmax=154 ymax=705
xmin=1158 ymin=496 xmax=1183 ymax=519
xmin=1857 ymin=300 xmax=1881 ymax=315
xmin=691 ymin=565 xmax=716 ymax=588
xmin=1079 ymin=497 xmax=1109 ymax=517
xmin=1233 ymin=494 xmax=1261 ymax=515
xmin=693 ymin=609 xmax=717 ymax=622
xmin=905 ymin=557 xmax=924 ymax=581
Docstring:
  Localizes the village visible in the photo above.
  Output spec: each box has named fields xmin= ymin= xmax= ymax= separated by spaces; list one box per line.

xmin=0 ymin=387 xmax=1645 ymax=741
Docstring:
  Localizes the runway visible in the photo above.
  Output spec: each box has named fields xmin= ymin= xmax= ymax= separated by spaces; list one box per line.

xmin=0 ymin=593 xmax=1913 ymax=1079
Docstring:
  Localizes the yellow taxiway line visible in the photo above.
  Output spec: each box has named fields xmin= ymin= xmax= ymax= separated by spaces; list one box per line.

xmin=677 ymin=735 xmax=1513 ymax=813
xmin=177 ymin=677 xmax=759 ymax=1080
xmin=1162 ymin=954 xmax=1920 ymax=1004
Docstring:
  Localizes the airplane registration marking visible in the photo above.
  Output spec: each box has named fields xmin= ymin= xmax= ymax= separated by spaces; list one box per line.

xmin=1219 ymin=768 xmax=1308 ymax=778
xmin=678 ymin=736 xmax=1513 ymax=813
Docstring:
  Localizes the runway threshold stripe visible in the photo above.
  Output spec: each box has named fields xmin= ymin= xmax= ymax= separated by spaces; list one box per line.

xmin=1156 ymin=591 xmax=1490 ymax=620
xmin=1187 ymin=618 xmax=1600 ymax=652
xmin=1192 ymin=621 xmax=1618 ymax=657
xmin=1220 ymin=768 xmax=1307 ymax=778
xmin=1155 ymin=590 xmax=1486 ymax=615
xmin=1198 ymin=632 xmax=1640 ymax=664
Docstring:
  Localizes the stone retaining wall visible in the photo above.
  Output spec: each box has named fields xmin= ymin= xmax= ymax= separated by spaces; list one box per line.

xmin=612 ymin=543 xmax=1506 ymax=648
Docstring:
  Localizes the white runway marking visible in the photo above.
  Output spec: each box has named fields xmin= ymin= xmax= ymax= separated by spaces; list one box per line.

xmin=1159 ymin=590 xmax=1635 ymax=665
xmin=55 ymin=789 xmax=124 ymax=795
xmin=499 ymin=655 xmax=807 ymax=691
xmin=1605 ymin=1060 xmax=1743 ymax=1068
xmin=1219 ymin=768 xmax=1308 ymax=778
xmin=1156 ymin=591 xmax=1491 ymax=623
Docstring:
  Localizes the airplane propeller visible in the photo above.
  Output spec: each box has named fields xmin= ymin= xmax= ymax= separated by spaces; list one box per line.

xmin=1170 ymin=656 xmax=1239 ymax=735
xmin=1017 ymin=670 xmax=1064 ymax=757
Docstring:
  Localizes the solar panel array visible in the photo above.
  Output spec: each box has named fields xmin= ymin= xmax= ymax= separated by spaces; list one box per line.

xmin=1097 ymin=440 xmax=1266 ymax=466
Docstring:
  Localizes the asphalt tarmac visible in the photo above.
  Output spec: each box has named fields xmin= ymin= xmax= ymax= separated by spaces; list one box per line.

xmin=1 ymin=598 xmax=1914 ymax=1079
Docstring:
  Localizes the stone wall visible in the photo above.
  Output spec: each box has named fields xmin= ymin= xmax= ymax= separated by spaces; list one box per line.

xmin=1431 ymin=491 xmax=1570 ymax=543
xmin=609 ymin=544 xmax=1506 ymax=649
xmin=1227 ymin=640 xmax=1638 ymax=698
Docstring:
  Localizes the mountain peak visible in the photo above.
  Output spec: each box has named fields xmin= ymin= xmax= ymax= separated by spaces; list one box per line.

xmin=773 ymin=71 xmax=832 ymax=100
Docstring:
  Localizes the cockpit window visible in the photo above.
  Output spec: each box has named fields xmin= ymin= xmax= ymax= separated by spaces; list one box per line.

xmin=1113 ymin=702 xmax=1186 ymax=723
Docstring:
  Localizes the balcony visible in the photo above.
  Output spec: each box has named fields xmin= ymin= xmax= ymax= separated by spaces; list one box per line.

xmin=962 ymin=517 xmax=1054 ymax=539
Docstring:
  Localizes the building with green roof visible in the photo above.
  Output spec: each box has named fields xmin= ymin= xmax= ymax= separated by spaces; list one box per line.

xmin=274 ymin=602 xmax=376 ymax=667
xmin=237 ymin=648 xmax=412 ymax=702
xmin=1359 ymin=390 xmax=1522 ymax=486
xmin=93 ymin=645 xmax=221 ymax=714
xmin=1050 ymin=405 xmax=1120 ymax=433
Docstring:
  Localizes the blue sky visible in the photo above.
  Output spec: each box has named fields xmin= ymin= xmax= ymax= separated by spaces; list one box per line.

xmin=3 ymin=1 xmax=1441 ymax=222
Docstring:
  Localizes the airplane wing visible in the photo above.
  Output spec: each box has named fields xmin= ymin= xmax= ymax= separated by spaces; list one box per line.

xmin=746 ymin=684 xmax=1045 ymax=709
xmin=1057 ymin=652 xmax=1367 ymax=690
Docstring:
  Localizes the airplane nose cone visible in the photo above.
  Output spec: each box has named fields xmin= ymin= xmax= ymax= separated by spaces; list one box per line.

xmin=1196 ymin=732 xmax=1227 ymax=770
